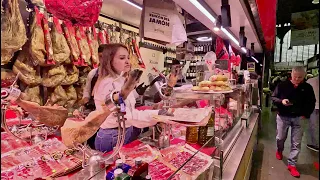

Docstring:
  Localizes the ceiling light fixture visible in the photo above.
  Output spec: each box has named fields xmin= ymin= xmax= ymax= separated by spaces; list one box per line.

xmin=221 ymin=27 xmax=239 ymax=46
xmin=196 ymin=37 xmax=212 ymax=42
xmin=189 ymin=0 xmax=249 ymax=54
xmin=122 ymin=0 xmax=143 ymax=10
xmin=312 ymin=0 xmax=319 ymax=4
xmin=241 ymin=47 xmax=247 ymax=53
xmin=189 ymin=0 xmax=216 ymax=23
xmin=213 ymin=16 xmax=221 ymax=31
xmin=251 ymin=56 xmax=259 ymax=63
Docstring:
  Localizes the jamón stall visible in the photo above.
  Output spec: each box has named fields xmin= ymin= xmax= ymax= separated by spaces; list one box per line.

xmin=1 ymin=0 xmax=262 ymax=179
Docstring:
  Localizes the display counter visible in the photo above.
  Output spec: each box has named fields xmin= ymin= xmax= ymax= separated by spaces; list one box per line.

xmin=1 ymin=83 xmax=259 ymax=180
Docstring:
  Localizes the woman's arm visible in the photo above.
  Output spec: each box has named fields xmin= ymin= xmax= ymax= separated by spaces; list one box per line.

xmin=83 ymin=69 xmax=97 ymax=98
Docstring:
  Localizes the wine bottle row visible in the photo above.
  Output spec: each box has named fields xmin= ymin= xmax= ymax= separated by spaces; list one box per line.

xmin=194 ymin=44 xmax=212 ymax=54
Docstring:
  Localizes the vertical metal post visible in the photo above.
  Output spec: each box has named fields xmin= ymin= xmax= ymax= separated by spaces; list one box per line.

xmin=219 ymin=150 xmax=224 ymax=180
xmin=279 ymin=37 xmax=284 ymax=62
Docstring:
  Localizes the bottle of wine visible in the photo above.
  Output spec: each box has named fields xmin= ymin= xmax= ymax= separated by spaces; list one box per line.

xmin=198 ymin=126 xmax=208 ymax=145
xmin=205 ymin=108 xmax=215 ymax=147
xmin=186 ymin=127 xmax=198 ymax=144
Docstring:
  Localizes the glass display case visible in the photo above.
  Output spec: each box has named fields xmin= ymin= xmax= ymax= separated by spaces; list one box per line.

xmin=165 ymin=84 xmax=255 ymax=180
xmin=86 ymin=83 xmax=257 ymax=180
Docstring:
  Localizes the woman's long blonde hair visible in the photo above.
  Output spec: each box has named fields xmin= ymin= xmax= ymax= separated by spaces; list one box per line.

xmin=98 ymin=43 xmax=129 ymax=79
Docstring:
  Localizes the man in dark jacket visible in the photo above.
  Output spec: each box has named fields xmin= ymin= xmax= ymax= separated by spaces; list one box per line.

xmin=271 ymin=66 xmax=316 ymax=178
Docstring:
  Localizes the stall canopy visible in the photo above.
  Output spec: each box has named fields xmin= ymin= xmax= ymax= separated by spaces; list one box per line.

xmin=256 ymin=0 xmax=277 ymax=51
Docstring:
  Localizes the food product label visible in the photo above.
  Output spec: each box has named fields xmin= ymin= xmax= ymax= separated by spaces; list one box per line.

xmin=206 ymin=127 xmax=214 ymax=136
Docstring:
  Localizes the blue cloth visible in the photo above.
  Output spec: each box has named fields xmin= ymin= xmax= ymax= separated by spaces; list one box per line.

xmin=94 ymin=126 xmax=139 ymax=153
xmin=276 ymin=115 xmax=304 ymax=166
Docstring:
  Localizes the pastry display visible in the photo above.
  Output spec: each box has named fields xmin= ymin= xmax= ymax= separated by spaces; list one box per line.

xmin=192 ymin=74 xmax=232 ymax=92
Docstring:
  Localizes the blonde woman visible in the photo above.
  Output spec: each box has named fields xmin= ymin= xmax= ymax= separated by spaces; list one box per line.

xmin=93 ymin=43 xmax=159 ymax=152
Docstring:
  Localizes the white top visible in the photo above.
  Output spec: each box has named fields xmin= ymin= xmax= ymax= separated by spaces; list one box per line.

xmin=93 ymin=76 xmax=159 ymax=129
xmin=307 ymin=76 xmax=319 ymax=109
xmin=83 ymin=68 xmax=98 ymax=98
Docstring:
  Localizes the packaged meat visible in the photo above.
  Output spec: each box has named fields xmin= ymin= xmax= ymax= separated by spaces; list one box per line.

xmin=149 ymin=159 xmax=181 ymax=180
xmin=119 ymin=144 xmax=158 ymax=167
xmin=42 ymin=65 xmax=66 ymax=87
xmin=1 ymin=0 xmax=27 ymax=65
xmin=59 ymin=156 xmax=81 ymax=169
xmin=42 ymin=14 xmax=55 ymax=65
xmin=62 ymin=21 xmax=80 ymax=63
xmin=51 ymin=17 xmax=71 ymax=64
xmin=1 ymin=140 xmax=13 ymax=154
xmin=169 ymin=151 xmax=205 ymax=175
xmin=160 ymin=144 xmax=184 ymax=162
xmin=30 ymin=7 xmax=46 ymax=66
xmin=36 ymin=158 xmax=55 ymax=177
xmin=167 ymin=144 xmax=213 ymax=178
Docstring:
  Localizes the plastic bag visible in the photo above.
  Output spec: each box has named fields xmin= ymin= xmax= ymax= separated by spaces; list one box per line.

xmin=44 ymin=0 xmax=103 ymax=26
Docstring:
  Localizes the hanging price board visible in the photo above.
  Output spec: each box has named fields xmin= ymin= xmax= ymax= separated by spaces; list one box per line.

xmin=247 ymin=62 xmax=255 ymax=72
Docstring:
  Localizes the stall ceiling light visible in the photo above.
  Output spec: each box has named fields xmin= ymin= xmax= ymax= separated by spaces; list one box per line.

xmin=123 ymin=0 xmax=143 ymax=10
xmin=189 ymin=0 xmax=216 ymax=23
xmin=312 ymin=0 xmax=319 ymax=4
xmin=213 ymin=27 xmax=220 ymax=32
xmin=196 ymin=37 xmax=212 ymax=42
xmin=221 ymin=27 xmax=239 ymax=46
xmin=241 ymin=47 xmax=247 ymax=53
xmin=251 ymin=56 xmax=259 ymax=63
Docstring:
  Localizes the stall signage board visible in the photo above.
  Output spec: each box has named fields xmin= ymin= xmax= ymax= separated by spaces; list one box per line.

xmin=274 ymin=62 xmax=305 ymax=70
xmin=215 ymin=59 xmax=229 ymax=70
xmin=143 ymin=0 xmax=175 ymax=44
xmin=247 ymin=62 xmax=255 ymax=72
xmin=291 ymin=10 xmax=319 ymax=46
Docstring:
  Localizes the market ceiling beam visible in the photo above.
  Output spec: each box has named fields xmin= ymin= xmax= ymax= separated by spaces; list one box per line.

xmin=187 ymin=30 xmax=212 ymax=36
xmin=173 ymin=0 xmax=263 ymax=53
xmin=240 ymin=0 xmax=266 ymax=52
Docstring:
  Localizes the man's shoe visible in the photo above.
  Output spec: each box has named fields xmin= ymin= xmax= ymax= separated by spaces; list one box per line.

xmin=276 ymin=151 xmax=283 ymax=160
xmin=306 ymin=144 xmax=319 ymax=152
xmin=288 ymin=165 xmax=300 ymax=178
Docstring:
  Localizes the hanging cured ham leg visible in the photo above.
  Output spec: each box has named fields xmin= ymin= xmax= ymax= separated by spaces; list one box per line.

xmin=1 ymin=0 xmax=27 ymax=65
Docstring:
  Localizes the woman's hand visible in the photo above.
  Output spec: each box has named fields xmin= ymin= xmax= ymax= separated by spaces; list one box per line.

xmin=120 ymin=69 xmax=143 ymax=99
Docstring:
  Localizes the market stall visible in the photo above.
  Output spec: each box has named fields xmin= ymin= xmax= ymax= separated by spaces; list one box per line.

xmin=1 ymin=0 xmax=262 ymax=179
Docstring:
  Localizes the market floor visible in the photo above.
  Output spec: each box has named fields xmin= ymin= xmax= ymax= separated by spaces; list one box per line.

xmin=249 ymin=107 xmax=319 ymax=180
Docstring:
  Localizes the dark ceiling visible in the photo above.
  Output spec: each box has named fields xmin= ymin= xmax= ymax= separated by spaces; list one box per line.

xmin=184 ymin=12 xmax=213 ymax=42
xmin=276 ymin=0 xmax=319 ymax=24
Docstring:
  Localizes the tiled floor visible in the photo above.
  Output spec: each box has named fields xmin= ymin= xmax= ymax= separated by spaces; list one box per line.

xmin=249 ymin=107 xmax=319 ymax=180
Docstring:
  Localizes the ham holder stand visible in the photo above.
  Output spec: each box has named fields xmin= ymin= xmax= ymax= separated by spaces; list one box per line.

xmin=1 ymin=73 xmax=59 ymax=145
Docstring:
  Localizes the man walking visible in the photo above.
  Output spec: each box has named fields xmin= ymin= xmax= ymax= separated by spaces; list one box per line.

xmin=271 ymin=66 xmax=316 ymax=177
xmin=306 ymin=75 xmax=319 ymax=152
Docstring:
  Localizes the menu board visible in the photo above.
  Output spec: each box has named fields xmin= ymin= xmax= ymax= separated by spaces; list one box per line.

xmin=215 ymin=59 xmax=229 ymax=70
xmin=247 ymin=62 xmax=255 ymax=72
